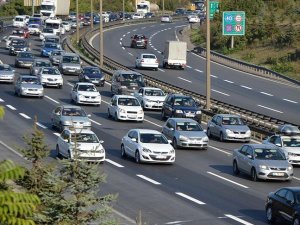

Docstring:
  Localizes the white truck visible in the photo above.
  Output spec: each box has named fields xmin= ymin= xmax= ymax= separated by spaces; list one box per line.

xmin=40 ymin=0 xmax=70 ymax=18
xmin=162 ymin=41 xmax=187 ymax=70
xmin=136 ymin=0 xmax=150 ymax=15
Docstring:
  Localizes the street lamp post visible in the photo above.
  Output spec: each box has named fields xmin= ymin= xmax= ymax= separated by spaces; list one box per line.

xmin=99 ymin=0 xmax=103 ymax=67
xmin=31 ymin=0 xmax=35 ymax=16
xmin=206 ymin=0 xmax=211 ymax=110
xmin=76 ymin=0 xmax=79 ymax=43
xmin=91 ymin=0 xmax=93 ymax=29
xmin=162 ymin=0 xmax=165 ymax=16
xmin=123 ymin=0 xmax=125 ymax=22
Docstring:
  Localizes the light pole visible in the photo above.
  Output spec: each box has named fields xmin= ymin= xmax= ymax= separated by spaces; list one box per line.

xmin=162 ymin=0 xmax=165 ymax=15
xmin=76 ymin=0 xmax=79 ymax=43
xmin=205 ymin=0 xmax=211 ymax=110
xmin=123 ymin=0 xmax=125 ymax=22
xmin=99 ymin=0 xmax=103 ymax=67
xmin=31 ymin=0 xmax=35 ymax=16
xmin=90 ymin=0 xmax=93 ymax=28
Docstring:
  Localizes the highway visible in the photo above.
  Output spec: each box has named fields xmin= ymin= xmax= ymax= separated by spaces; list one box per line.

xmin=0 ymin=22 xmax=299 ymax=225
xmin=91 ymin=21 xmax=300 ymax=125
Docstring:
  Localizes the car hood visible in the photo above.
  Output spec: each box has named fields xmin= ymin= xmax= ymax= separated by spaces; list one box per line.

xmin=282 ymin=147 xmax=300 ymax=154
xmin=255 ymin=159 xmax=290 ymax=168
xmin=16 ymin=57 xmax=34 ymax=62
xmin=62 ymin=63 xmax=81 ymax=69
xmin=0 ymin=71 xmax=14 ymax=76
xmin=143 ymin=96 xmax=166 ymax=101
xmin=222 ymin=125 xmax=249 ymax=132
xmin=176 ymin=130 xmax=207 ymax=138
xmin=141 ymin=143 xmax=174 ymax=152
xmin=73 ymin=143 xmax=104 ymax=151
xmin=21 ymin=83 xmax=43 ymax=89
xmin=61 ymin=116 xmax=89 ymax=123
xmin=173 ymin=106 xmax=199 ymax=111
xmin=118 ymin=106 xmax=142 ymax=111
xmin=77 ymin=91 xmax=100 ymax=97
xmin=41 ymin=74 xmax=62 ymax=79
xmin=43 ymin=47 xmax=57 ymax=51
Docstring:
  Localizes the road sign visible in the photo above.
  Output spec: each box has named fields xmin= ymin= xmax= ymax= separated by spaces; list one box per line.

xmin=222 ymin=11 xmax=245 ymax=36
xmin=210 ymin=1 xmax=219 ymax=19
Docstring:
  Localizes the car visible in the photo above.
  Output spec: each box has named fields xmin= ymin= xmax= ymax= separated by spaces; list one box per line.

xmin=207 ymin=114 xmax=251 ymax=142
xmin=41 ymin=42 xmax=61 ymax=57
xmin=233 ymin=144 xmax=293 ymax=181
xmin=0 ymin=64 xmax=15 ymax=84
xmin=130 ymin=34 xmax=148 ymax=49
xmin=4 ymin=36 xmax=23 ymax=49
xmin=162 ymin=118 xmax=209 ymax=150
xmin=161 ymin=15 xmax=173 ymax=23
xmin=40 ymin=27 xmax=55 ymax=41
xmin=161 ymin=94 xmax=202 ymax=123
xmin=43 ymin=35 xmax=60 ymax=45
xmin=132 ymin=13 xmax=144 ymax=19
xmin=263 ymin=124 xmax=300 ymax=165
xmin=59 ymin=52 xmax=82 ymax=76
xmin=15 ymin=51 xmax=35 ymax=68
xmin=49 ymin=49 xmax=64 ymax=65
xmin=121 ymin=129 xmax=175 ymax=164
xmin=189 ymin=15 xmax=200 ymax=23
xmin=12 ymin=29 xmax=30 ymax=38
xmin=30 ymin=59 xmax=52 ymax=76
xmin=9 ymin=39 xmax=29 ymax=56
xmin=62 ymin=21 xmax=71 ymax=32
xmin=68 ymin=12 xmax=77 ymax=20
xmin=265 ymin=187 xmax=300 ymax=225
xmin=56 ymin=129 xmax=105 ymax=162
xmin=70 ymin=82 xmax=101 ymax=106
xmin=111 ymin=70 xmax=145 ymax=95
xmin=70 ymin=20 xmax=83 ymax=29
xmin=109 ymin=13 xmax=120 ymax=21
xmin=14 ymin=75 xmax=44 ymax=98
xmin=37 ymin=67 xmax=63 ymax=88
xmin=51 ymin=105 xmax=91 ymax=132
xmin=133 ymin=87 xmax=166 ymax=110
xmin=27 ymin=24 xmax=41 ymax=35
xmin=13 ymin=15 xmax=27 ymax=28
xmin=187 ymin=12 xmax=198 ymax=20
xmin=93 ymin=16 xmax=101 ymax=24
xmin=144 ymin=12 xmax=155 ymax=18
xmin=82 ymin=18 xmax=91 ymax=26
xmin=135 ymin=53 xmax=159 ymax=70
xmin=79 ymin=66 xmax=105 ymax=87
xmin=107 ymin=95 xmax=144 ymax=122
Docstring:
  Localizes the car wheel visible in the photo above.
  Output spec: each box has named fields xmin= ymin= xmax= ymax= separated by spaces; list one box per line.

xmin=121 ymin=144 xmax=126 ymax=158
xmin=293 ymin=217 xmax=300 ymax=225
xmin=17 ymin=90 xmax=22 ymax=97
xmin=154 ymin=68 xmax=158 ymax=71
xmin=107 ymin=109 xmax=112 ymax=118
xmin=56 ymin=145 xmax=62 ymax=158
xmin=266 ymin=205 xmax=276 ymax=224
xmin=114 ymin=112 xmax=119 ymax=121
xmin=135 ymin=150 xmax=141 ymax=164
xmin=219 ymin=132 xmax=224 ymax=142
xmin=251 ymin=168 xmax=258 ymax=182
xmin=58 ymin=85 xmax=62 ymax=89
xmin=173 ymin=137 xmax=179 ymax=149
xmin=207 ymin=128 xmax=212 ymax=138
xmin=233 ymin=160 xmax=240 ymax=175
xmin=161 ymin=110 xmax=166 ymax=120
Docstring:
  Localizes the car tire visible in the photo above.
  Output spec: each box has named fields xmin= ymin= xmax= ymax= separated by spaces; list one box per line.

xmin=293 ymin=217 xmax=300 ymax=225
xmin=266 ymin=205 xmax=276 ymax=224
xmin=56 ymin=145 xmax=62 ymax=159
xmin=251 ymin=168 xmax=258 ymax=182
xmin=154 ymin=68 xmax=158 ymax=71
xmin=219 ymin=132 xmax=224 ymax=142
xmin=58 ymin=85 xmax=62 ymax=89
xmin=135 ymin=150 xmax=141 ymax=164
xmin=17 ymin=90 xmax=22 ymax=97
xmin=161 ymin=110 xmax=166 ymax=120
xmin=233 ymin=160 xmax=240 ymax=175
xmin=121 ymin=144 xmax=126 ymax=158
xmin=173 ymin=137 xmax=179 ymax=149
xmin=114 ymin=112 xmax=119 ymax=121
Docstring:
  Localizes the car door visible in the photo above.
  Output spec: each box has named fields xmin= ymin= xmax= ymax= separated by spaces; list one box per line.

xmin=272 ymin=189 xmax=288 ymax=220
xmin=236 ymin=145 xmax=249 ymax=172
xmin=71 ymin=83 xmax=78 ymax=101
xmin=162 ymin=119 xmax=174 ymax=138
xmin=52 ymin=106 xmax=62 ymax=127
xmin=136 ymin=55 xmax=141 ymax=67
xmin=136 ymin=88 xmax=143 ymax=103
xmin=164 ymin=96 xmax=174 ymax=117
xmin=14 ymin=77 xmax=21 ymax=93
xmin=210 ymin=115 xmax=221 ymax=136
xmin=58 ymin=130 xmax=70 ymax=157
xmin=244 ymin=146 xmax=255 ymax=174
xmin=109 ymin=96 xmax=117 ymax=116
xmin=279 ymin=190 xmax=296 ymax=222
xmin=126 ymin=130 xmax=137 ymax=157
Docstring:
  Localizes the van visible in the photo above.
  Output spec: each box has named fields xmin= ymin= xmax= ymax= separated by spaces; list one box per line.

xmin=13 ymin=16 xmax=26 ymax=28
xmin=58 ymin=53 xmax=82 ymax=75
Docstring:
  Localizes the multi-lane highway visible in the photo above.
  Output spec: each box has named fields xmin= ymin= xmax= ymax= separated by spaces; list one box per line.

xmin=0 ymin=21 xmax=299 ymax=225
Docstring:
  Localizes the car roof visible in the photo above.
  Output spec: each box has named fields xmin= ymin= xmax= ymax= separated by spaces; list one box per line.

xmin=66 ymin=129 xmax=95 ymax=134
xmin=244 ymin=144 xmax=278 ymax=149
xmin=134 ymin=129 xmax=161 ymax=134
xmin=61 ymin=105 xmax=82 ymax=109
xmin=34 ymin=58 xmax=50 ymax=62
xmin=115 ymin=70 xmax=141 ymax=75
xmin=116 ymin=95 xmax=138 ymax=99
xmin=168 ymin=118 xmax=199 ymax=123
xmin=143 ymin=87 xmax=162 ymax=91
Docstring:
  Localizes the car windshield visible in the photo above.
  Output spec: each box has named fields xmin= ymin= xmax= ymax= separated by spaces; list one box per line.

xmin=118 ymin=98 xmax=140 ymax=106
xmin=62 ymin=56 xmax=80 ymax=63
xmin=45 ymin=43 xmax=58 ymax=48
xmin=144 ymin=89 xmax=164 ymax=96
xmin=15 ymin=17 xmax=24 ymax=21
xmin=29 ymin=24 xmax=39 ymax=28
xmin=142 ymin=54 xmax=156 ymax=59
xmin=29 ymin=18 xmax=41 ymax=23
xmin=62 ymin=108 xmax=86 ymax=117
xmin=71 ymin=133 xmax=99 ymax=143
xmin=84 ymin=68 xmax=100 ymax=74
xmin=12 ymin=30 xmax=24 ymax=35
xmin=21 ymin=77 xmax=39 ymax=84
xmin=77 ymin=84 xmax=97 ymax=92
xmin=174 ymin=97 xmax=196 ymax=107
xmin=45 ymin=38 xmax=59 ymax=43
xmin=140 ymin=133 xmax=168 ymax=144
xmin=18 ymin=52 xmax=34 ymax=58
xmin=254 ymin=148 xmax=286 ymax=160
xmin=11 ymin=40 xmax=25 ymax=45
xmin=0 ymin=65 xmax=12 ymax=71
xmin=52 ymin=51 xmax=63 ymax=56
xmin=282 ymin=137 xmax=300 ymax=147
xmin=176 ymin=122 xmax=203 ymax=131
xmin=222 ymin=117 xmax=244 ymax=125
xmin=35 ymin=61 xmax=51 ymax=67
xmin=46 ymin=23 xmax=60 ymax=29
xmin=43 ymin=28 xmax=53 ymax=33
xmin=42 ymin=68 xmax=60 ymax=75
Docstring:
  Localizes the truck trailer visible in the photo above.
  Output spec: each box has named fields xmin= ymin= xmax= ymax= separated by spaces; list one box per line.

xmin=162 ymin=41 xmax=187 ymax=70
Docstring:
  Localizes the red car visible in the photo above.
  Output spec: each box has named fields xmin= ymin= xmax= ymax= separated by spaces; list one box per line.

xmin=130 ymin=34 xmax=148 ymax=49
xmin=12 ymin=29 xmax=30 ymax=38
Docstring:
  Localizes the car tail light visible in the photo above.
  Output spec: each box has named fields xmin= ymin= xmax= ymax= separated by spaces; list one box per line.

xmin=155 ymin=59 xmax=159 ymax=64
xmin=141 ymin=59 xmax=144 ymax=63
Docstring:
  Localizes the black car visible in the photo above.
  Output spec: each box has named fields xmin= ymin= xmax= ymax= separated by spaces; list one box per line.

xmin=266 ymin=187 xmax=300 ymax=225
xmin=79 ymin=66 xmax=105 ymax=87
xmin=15 ymin=52 xmax=35 ymax=68
xmin=161 ymin=94 xmax=202 ymax=123
xmin=144 ymin=12 xmax=155 ymax=18
xmin=130 ymin=34 xmax=148 ymax=49
xmin=9 ymin=39 xmax=29 ymax=56
xmin=109 ymin=13 xmax=120 ymax=22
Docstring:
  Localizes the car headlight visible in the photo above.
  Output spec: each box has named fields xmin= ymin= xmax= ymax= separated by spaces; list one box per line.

xmin=259 ymin=165 xmax=269 ymax=170
xmin=96 ymin=95 xmax=101 ymax=99
xmin=84 ymin=121 xmax=91 ymax=126
xmin=142 ymin=148 xmax=152 ymax=153
xmin=196 ymin=110 xmax=202 ymax=114
xmin=10 ymin=47 xmax=15 ymax=51
xmin=225 ymin=129 xmax=234 ymax=134
xmin=120 ymin=86 xmax=127 ymax=89
xmin=63 ymin=121 xmax=72 ymax=125
xmin=144 ymin=98 xmax=153 ymax=103
xmin=138 ymin=110 xmax=143 ymax=114
xmin=288 ymin=166 xmax=293 ymax=171
xmin=84 ymin=75 xmax=90 ymax=80
xmin=246 ymin=130 xmax=251 ymax=135
xmin=119 ymin=108 xmax=126 ymax=113
xmin=288 ymin=152 xmax=297 ymax=156
xmin=179 ymin=135 xmax=189 ymax=141
xmin=78 ymin=94 xmax=84 ymax=99
xmin=169 ymin=149 xmax=175 ymax=154
xmin=175 ymin=109 xmax=183 ymax=113
xmin=203 ymin=137 xmax=209 ymax=141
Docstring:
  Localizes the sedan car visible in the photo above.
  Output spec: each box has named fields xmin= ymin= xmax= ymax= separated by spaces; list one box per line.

xmin=30 ymin=59 xmax=52 ymax=76
xmin=37 ymin=67 xmax=63 ymax=88
xmin=107 ymin=95 xmax=144 ymax=122
xmin=132 ymin=13 xmax=144 ymax=19
xmin=189 ymin=15 xmax=200 ymax=23
xmin=265 ymin=187 xmax=300 ymax=225
xmin=27 ymin=24 xmax=41 ymax=35
xmin=51 ymin=105 xmax=91 ymax=131
xmin=162 ymin=118 xmax=209 ymax=149
xmin=0 ymin=64 xmax=15 ymax=84
xmin=121 ymin=129 xmax=175 ymax=164
xmin=133 ymin=87 xmax=166 ymax=110
xmin=207 ymin=114 xmax=251 ymax=142
xmin=62 ymin=21 xmax=71 ymax=32
xmin=56 ymin=129 xmax=105 ymax=162
xmin=161 ymin=15 xmax=173 ymax=23
xmin=41 ymin=42 xmax=61 ymax=57
xmin=5 ymin=36 xmax=23 ymax=49
xmin=71 ymin=82 xmax=101 ymax=106
xmin=49 ymin=50 xmax=65 ymax=65
xmin=233 ymin=144 xmax=293 ymax=181
xmin=79 ymin=66 xmax=105 ymax=87
xmin=9 ymin=39 xmax=29 ymax=56
xmin=39 ymin=28 xmax=55 ymax=41
xmin=12 ymin=29 xmax=30 ymax=38
xmin=15 ymin=51 xmax=35 ymax=68
xmin=14 ymin=75 xmax=44 ymax=98
xmin=130 ymin=34 xmax=148 ymax=49
xmin=135 ymin=53 xmax=159 ymax=70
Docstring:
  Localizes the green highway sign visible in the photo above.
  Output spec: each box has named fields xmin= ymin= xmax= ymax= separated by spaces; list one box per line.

xmin=222 ymin=11 xmax=246 ymax=35
xmin=210 ymin=1 xmax=219 ymax=19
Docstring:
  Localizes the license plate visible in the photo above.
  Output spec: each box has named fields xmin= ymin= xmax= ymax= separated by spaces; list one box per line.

xmin=69 ymin=69 xmax=75 ymax=72
xmin=191 ymin=140 xmax=201 ymax=144
xmin=156 ymin=155 xmax=167 ymax=159
xmin=273 ymin=172 xmax=284 ymax=176
xmin=186 ymin=113 xmax=194 ymax=117
xmin=128 ymin=115 xmax=136 ymax=119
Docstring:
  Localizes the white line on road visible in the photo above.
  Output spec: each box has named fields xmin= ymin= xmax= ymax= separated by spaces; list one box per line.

xmin=122 ymin=34 xmax=126 ymax=37
xmin=150 ymin=25 xmax=155 ymax=27
xmin=105 ymin=158 xmax=124 ymax=168
xmin=209 ymin=145 xmax=232 ymax=155
xmin=90 ymin=119 xmax=102 ymax=126
xmin=141 ymin=27 xmax=146 ymax=29
xmin=45 ymin=95 xmax=59 ymax=104
xmin=136 ymin=174 xmax=161 ymax=185
xmin=260 ymin=92 xmax=273 ymax=96
xmin=153 ymin=48 xmax=157 ymax=51
xmin=6 ymin=105 xmax=16 ymax=110
xmin=119 ymin=42 xmax=122 ymax=45
xmin=36 ymin=122 xmax=47 ymax=129
xmin=67 ymin=82 xmax=74 ymax=87
xmin=144 ymin=119 xmax=162 ymax=127
xmin=175 ymin=192 xmax=206 ymax=205
xmin=224 ymin=80 xmax=234 ymax=84
xmin=194 ymin=69 xmax=203 ymax=73
xmin=120 ymin=38 xmax=122 ymax=41
xmin=257 ymin=105 xmax=283 ymax=113
xmin=240 ymin=85 xmax=252 ymax=90
xmin=157 ymin=50 xmax=161 ymax=54
xmin=122 ymin=47 xmax=125 ymax=50
xmin=211 ymin=75 xmax=218 ymax=78
xmin=0 ymin=98 xmax=4 ymax=102
xmin=0 ymin=140 xmax=23 ymax=158
xmin=224 ymin=214 xmax=253 ymax=225
xmin=283 ymin=98 xmax=298 ymax=104
xmin=178 ymin=77 xmax=192 ymax=83
xmin=293 ymin=176 xmax=300 ymax=181
xmin=127 ymin=31 xmax=130 ymax=34
xmin=128 ymin=52 xmax=133 ymax=56
xmin=53 ymin=133 xmax=60 ymax=136
xmin=19 ymin=113 xmax=31 ymax=119
xmin=186 ymin=65 xmax=192 ymax=68
xmin=165 ymin=220 xmax=192 ymax=225
xmin=132 ymin=29 xmax=137 ymax=31
xmin=157 ymin=68 xmax=165 ymax=72
xmin=212 ymin=89 xmax=230 ymax=96
xmin=207 ymin=172 xmax=249 ymax=189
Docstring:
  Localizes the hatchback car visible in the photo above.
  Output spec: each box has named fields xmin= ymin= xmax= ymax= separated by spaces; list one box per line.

xmin=133 ymin=87 xmax=166 ymax=110
xmin=56 ymin=129 xmax=105 ymax=162
xmin=30 ymin=59 xmax=52 ymax=76
xmin=161 ymin=15 xmax=173 ymax=23
xmin=233 ymin=144 xmax=293 ymax=181
xmin=40 ymin=27 xmax=55 ymax=41
xmin=14 ymin=75 xmax=44 ymax=98
xmin=79 ymin=66 xmax=105 ymax=87
xmin=15 ymin=51 xmax=35 ymax=68
xmin=71 ymin=82 xmax=101 ymax=106
xmin=135 ymin=53 xmax=159 ymax=70
xmin=207 ymin=114 xmax=251 ymax=142
xmin=41 ymin=42 xmax=61 ymax=57
xmin=107 ymin=95 xmax=144 ymax=122
xmin=121 ymin=129 xmax=175 ymax=164
xmin=37 ymin=67 xmax=63 ymax=88
xmin=49 ymin=50 xmax=65 ymax=65
xmin=130 ymin=34 xmax=148 ymax=49
xmin=51 ymin=105 xmax=91 ymax=132
xmin=27 ymin=24 xmax=41 ymax=35
xmin=0 ymin=64 xmax=15 ymax=84
xmin=59 ymin=53 xmax=82 ymax=76
xmin=189 ymin=15 xmax=200 ymax=23
xmin=9 ymin=39 xmax=29 ymax=56
xmin=5 ymin=36 xmax=23 ymax=49
xmin=162 ymin=118 xmax=209 ymax=150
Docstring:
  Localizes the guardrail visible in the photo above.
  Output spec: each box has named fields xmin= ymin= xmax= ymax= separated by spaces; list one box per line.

xmin=62 ymin=18 xmax=299 ymax=140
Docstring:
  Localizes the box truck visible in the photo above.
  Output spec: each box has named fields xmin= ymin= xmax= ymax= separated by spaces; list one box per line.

xmin=40 ymin=0 xmax=70 ymax=18
xmin=162 ymin=41 xmax=187 ymax=70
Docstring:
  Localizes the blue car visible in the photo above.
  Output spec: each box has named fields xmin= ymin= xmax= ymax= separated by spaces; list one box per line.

xmin=93 ymin=16 xmax=100 ymax=24
xmin=41 ymin=42 xmax=61 ymax=57
xmin=78 ymin=66 xmax=105 ymax=87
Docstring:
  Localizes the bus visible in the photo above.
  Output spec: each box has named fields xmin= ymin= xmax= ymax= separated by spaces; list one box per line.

xmin=136 ymin=1 xmax=150 ymax=15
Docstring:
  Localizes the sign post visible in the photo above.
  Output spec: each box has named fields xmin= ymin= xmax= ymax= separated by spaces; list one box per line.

xmin=209 ymin=1 xmax=219 ymax=19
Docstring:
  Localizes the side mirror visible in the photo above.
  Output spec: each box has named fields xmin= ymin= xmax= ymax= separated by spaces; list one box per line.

xmin=99 ymin=140 xmax=104 ymax=144
xmin=131 ymin=138 xmax=137 ymax=142
xmin=168 ymin=140 xmax=172 ymax=144
xmin=247 ymin=154 xmax=253 ymax=159
xmin=275 ymin=143 xmax=281 ymax=147
xmin=170 ymin=127 xmax=174 ymax=131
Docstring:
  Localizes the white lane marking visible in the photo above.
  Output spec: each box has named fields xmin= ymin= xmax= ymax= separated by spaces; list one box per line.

xmin=212 ymin=89 xmax=230 ymax=96
xmin=158 ymin=68 xmax=165 ymax=72
xmin=224 ymin=214 xmax=253 ymax=225
xmin=105 ymin=158 xmax=124 ymax=168
xmin=128 ymin=52 xmax=133 ymax=56
xmin=194 ymin=69 xmax=203 ymax=73
xmin=120 ymin=38 xmax=123 ymax=41
xmin=150 ymin=25 xmax=155 ymax=27
xmin=19 ymin=113 xmax=31 ymax=119
xmin=141 ymin=27 xmax=146 ymax=29
xmin=0 ymin=98 xmax=4 ymax=102
xmin=157 ymin=50 xmax=161 ymax=54
xmin=224 ymin=80 xmax=234 ymax=84
xmin=175 ymin=192 xmax=206 ymax=205
xmin=67 ymin=82 xmax=74 ymax=87
xmin=45 ymin=95 xmax=59 ymax=104
xmin=144 ymin=119 xmax=162 ymax=127
xmin=260 ymin=92 xmax=273 ymax=96
xmin=257 ymin=104 xmax=283 ymax=113
xmin=111 ymin=208 xmax=136 ymax=224
xmin=133 ymin=29 xmax=137 ymax=31
xmin=36 ymin=122 xmax=47 ymax=129
xmin=207 ymin=172 xmax=249 ymax=189
xmin=283 ymin=98 xmax=298 ymax=104
xmin=122 ymin=47 xmax=125 ymax=50
xmin=127 ymin=31 xmax=130 ymax=34
xmin=175 ymin=25 xmax=188 ymax=28
xmin=0 ymin=140 xmax=23 ymax=158
xmin=186 ymin=65 xmax=192 ymax=69
xmin=293 ymin=177 xmax=300 ymax=181
xmin=6 ymin=105 xmax=16 ymax=110
xmin=136 ymin=174 xmax=161 ymax=185
xmin=53 ymin=132 xmax=60 ymax=136
xmin=165 ymin=220 xmax=192 ymax=225
xmin=209 ymin=145 xmax=232 ymax=155
xmin=122 ymin=34 xmax=126 ymax=37
xmin=211 ymin=75 xmax=218 ymax=78
xmin=90 ymin=119 xmax=102 ymax=126
xmin=119 ymin=42 xmax=122 ymax=45
xmin=178 ymin=77 xmax=192 ymax=83
xmin=153 ymin=48 xmax=157 ymax=51
xmin=240 ymin=85 xmax=252 ymax=90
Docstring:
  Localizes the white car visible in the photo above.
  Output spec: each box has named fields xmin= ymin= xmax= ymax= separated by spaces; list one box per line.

xmin=37 ymin=67 xmax=63 ymax=88
xmin=107 ymin=95 xmax=144 ymax=122
xmin=121 ymin=129 xmax=175 ymax=164
xmin=56 ymin=129 xmax=105 ymax=163
xmin=71 ymin=82 xmax=101 ymax=106
xmin=135 ymin=53 xmax=159 ymax=70
xmin=189 ymin=15 xmax=200 ymax=23
xmin=5 ymin=36 xmax=23 ymax=49
xmin=161 ymin=15 xmax=173 ymax=23
xmin=13 ymin=15 xmax=26 ymax=28
xmin=62 ymin=21 xmax=71 ymax=32
xmin=134 ymin=87 xmax=166 ymax=110
xmin=27 ymin=24 xmax=41 ymax=35
xmin=40 ymin=28 xmax=55 ymax=41
xmin=132 ymin=13 xmax=144 ymax=19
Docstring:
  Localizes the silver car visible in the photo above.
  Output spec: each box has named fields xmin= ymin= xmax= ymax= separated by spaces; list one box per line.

xmin=162 ymin=118 xmax=209 ymax=149
xmin=207 ymin=114 xmax=251 ymax=142
xmin=59 ymin=53 xmax=82 ymax=76
xmin=49 ymin=50 xmax=64 ymax=65
xmin=30 ymin=59 xmax=52 ymax=76
xmin=0 ymin=64 xmax=15 ymax=84
xmin=233 ymin=144 xmax=293 ymax=181
xmin=51 ymin=105 xmax=91 ymax=132
xmin=14 ymin=75 xmax=44 ymax=98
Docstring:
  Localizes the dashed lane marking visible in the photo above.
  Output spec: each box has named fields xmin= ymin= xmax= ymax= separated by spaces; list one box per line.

xmin=122 ymin=47 xmax=125 ymax=50
xmin=257 ymin=105 xmax=283 ymax=114
xmin=0 ymin=98 xmax=4 ymax=102
xmin=194 ymin=69 xmax=203 ymax=73
xmin=283 ymin=98 xmax=298 ymax=104
xmin=19 ymin=113 xmax=31 ymax=119
xmin=211 ymin=75 xmax=218 ymax=78
xmin=53 ymin=132 xmax=60 ymax=136
xmin=211 ymin=89 xmax=230 ymax=96
xmin=45 ymin=95 xmax=59 ymax=104
xmin=6 ymin=105 xmax=16 ymax=110
xmin=186 ymin=65 xmax=192 ymax=69
xmin=36 ymin=122 xmax=47 ymax=129
xmin=105 ymin=158 xmax=124 ymax=168
xmin=207 ymin=172 xmax=249 ymax=189
xmin=224 ymin=214 xmax=253 ymax=225
xmin=175 ymin=192 xmax=206 ymax=205
xmin=157 ymin=68 xmax=165 ymax=72
xmin=90 ymin=119 xmax=102 ymax=126
xmin=240 ymin=85 xmax=252 ymax=90
xmin=136 ymin=174 xmax=161 ymax=185
xmin=209 ymin=145 xmax=232 ymax=155
xmin=224 ymin=80 xmax=234 ymax=84
xmin=128 ymin=52 xmax=133 ymax=56
xmin=178 ymin=77 xmax=192 ymax=83
xmin=260 ymin=92 xmax=273 ymax=96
